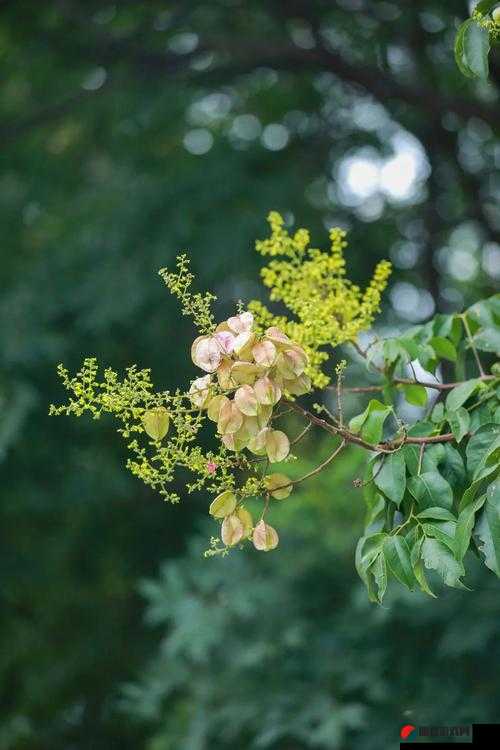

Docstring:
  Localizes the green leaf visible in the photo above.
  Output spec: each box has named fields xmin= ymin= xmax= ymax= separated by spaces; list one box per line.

xmin=408 ymin=471 xmax=453 ymax=510
xmin=454 ymin=19 xmax=475 ymax=78
xmin=432 ymin=314 xmax=462 ymax=345
xmin=459 ymin=461 xmax=499 ymax=512
xmin=383 ymin=338 xmax=408 ymax=365
xmin=407 ymin=422 xmax=436 ymax=438
xmin=430 ymin=336 xmax=457 ymax=362
xmin=466 ymin=426 xmax=500 ymax=478
xmin=445 ymin=378 xmax=480 ymax=412
xmin=440 ymin=444 xmax=467 ymax=491
xmin=456 ymin=493 xmax=487 ymax=561
xmin=370 ymin=553 xmax=387 ymax=603
xmin=416 ymin=507 xmax=457 ymax=522
xmin=374 ymin=452 xmax=406 ymax=507
xmin=411 ymin=537 xmax=437 ymax=598
xmin=421 ymin=538 xmax=466 ymax=589
xmin=475 ymin=1 xmax=498 ymax=14
xmin=355 ymin=533 xmax=387 ymax=602
xmin=417 ymin=344 xmax=438 ymax=373
xmin=421 ymin=522 xmax=457 ymax=555
xmin=472 ymin=327 xmax=500 ymax=355
xmin=463 ymin=20 xmax=490 ymax=80
xmin=431 ymin=402 xmax=444 ymax=423
xmin=383 ymin=536 xmax=415 ymax=590
xmin=363 ymin=463 xmax=387 ymax=530
xmin=402 ymin=384 xmax=428 ymax=407
xmin=475 ymin=481 xmax=500 ymax=575
xmin=349 ymin=399 xmax=392 ymax=445
xmin=448 ymin=407 xmax=470 ymax=443
xmin=398 ymin=336 xmax=420 ymax=361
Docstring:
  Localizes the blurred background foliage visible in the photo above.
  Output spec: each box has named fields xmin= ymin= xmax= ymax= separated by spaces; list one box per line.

xmin=0 ymin=1 xmax=499 ymax=747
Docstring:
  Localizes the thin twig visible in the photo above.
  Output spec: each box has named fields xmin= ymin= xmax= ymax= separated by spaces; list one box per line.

xmin=285 ymin=399 xmax=463 ymax=452
xmin=334 ymin=374 xmax=494 ymax=394
xmin=269 ymin=439 xmax=347 ymax=494
xmin=292 ymin=439 xmax=347 ymax=486
xmin=290 ymin=422 xmax=312 ymax=446
xmin=461 ymin=313 xmax=486 ymax=377
xmin=417 ymin=443 xmax=425 ymax=476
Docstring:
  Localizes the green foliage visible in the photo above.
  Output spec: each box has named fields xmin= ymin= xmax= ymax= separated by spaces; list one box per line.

xmin=357 ymin=295 xmax=500 ymax=601
xmin=454 ymin=2 xmax=500 ymax=79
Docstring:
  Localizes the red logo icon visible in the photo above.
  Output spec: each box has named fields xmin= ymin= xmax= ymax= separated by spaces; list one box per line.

xmin=400 ymin=724 xmax=416 ymax=740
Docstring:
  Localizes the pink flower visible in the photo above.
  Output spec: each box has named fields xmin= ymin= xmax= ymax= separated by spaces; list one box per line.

xmin=206 ymin=461 xmax=217 ymax=474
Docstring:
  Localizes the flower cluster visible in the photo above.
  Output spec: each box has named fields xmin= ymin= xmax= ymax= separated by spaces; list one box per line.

xmin=189 ymin=310 xmax=310 ymax=462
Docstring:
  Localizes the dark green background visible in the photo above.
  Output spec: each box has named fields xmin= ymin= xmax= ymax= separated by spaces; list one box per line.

xmin=1 ymin=2 xmax=499 ymax=747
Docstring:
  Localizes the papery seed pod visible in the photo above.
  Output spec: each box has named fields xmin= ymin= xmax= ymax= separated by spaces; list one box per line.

xmin=209 ymin=490 xmax=237 ymax=518
xmin=256 ymin=404 xmax=273 ymax=428
xmin=227 ymin=311 xmax=254 ymax=334
xmin=234 ymin=384 xmax=258 ymax=416
xmin=252 ymin=340 xmax=277 ymax=367
xmin=283 ymin=373 xmax=311 ymax=396
xmin=265 ymin=429 xmax=290 ymax=462
xmin=207 ymin=394 xmax=230 ymax=422
xmin=221 ymin=513 xmax=245 ymax=546
xmin=221 ymin=432 xmax=248 ymax=452
xmin=236 ymin=507 xmax=253 ymax=538
xmin=142 ymin=406 xmax=170 ymax=440
xmin=234 ymin=331 xmax=256 ymax=361
xmin=264 ymin=473 xmax=293 ymax=499
xmin=216 ymin=359 xmax=234 ymax=389
xmin=215 ymin=330 xmax=236 ymax=354
xmin=254 ymin=376 xmax=281 ymax=406
xmin=221 ymin=433 xmax=238 ymax=451
xmin=191 ymin=336 xmax=222 ymax=372
xmin=247 ymin=427 xmax=270 ymax=455
xmin=264 ymin=326 xmax=291 ymax=348
xmin=277 ymin=348 xmax=307 ymax=378
xmin=230 ymin=361 xmax=260 ymax=385
xmin=275 ymin=351 xmax=296 ymax=379
xmin=218 ymin=400 xmax=244 ymax=434
xmin=252 ymin=519 xmax=279 ymax=551
xmin=234 ymin=415 xmax=259 ymax=447
xmin=188 ymin=375 xmax=212 ymax=408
